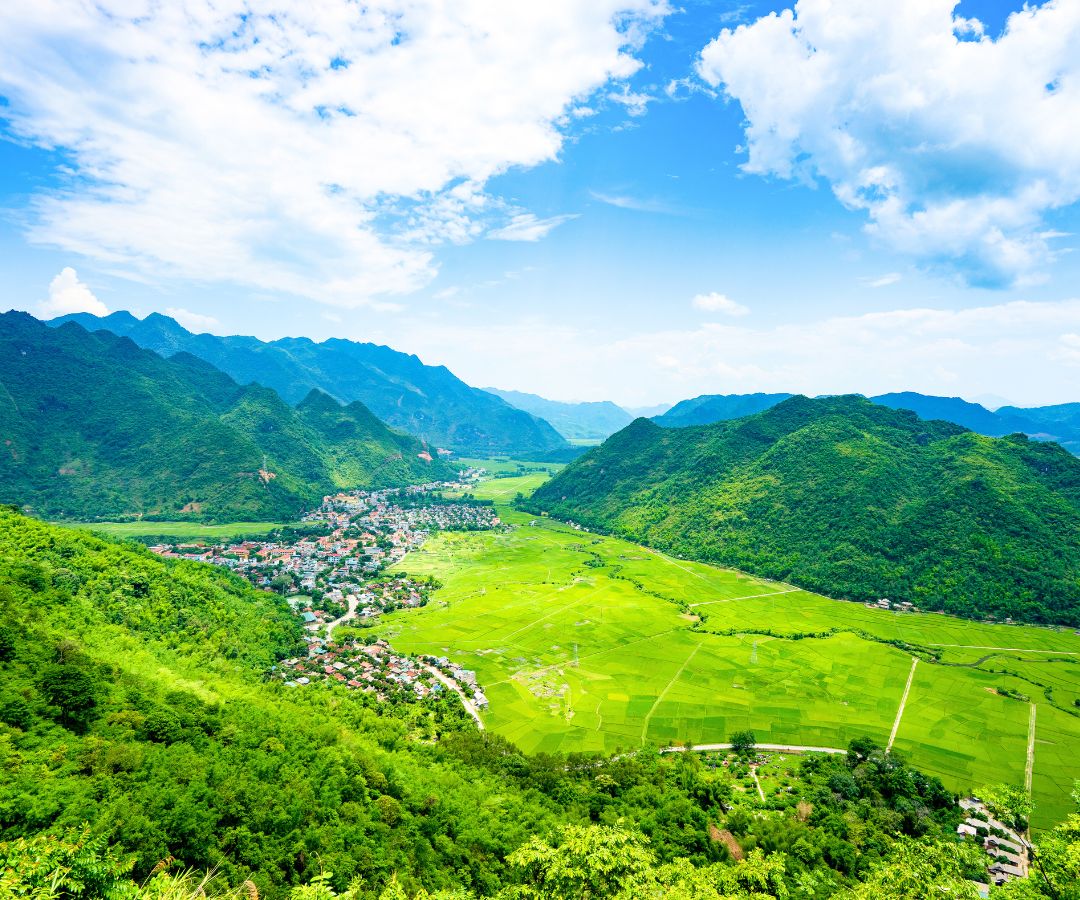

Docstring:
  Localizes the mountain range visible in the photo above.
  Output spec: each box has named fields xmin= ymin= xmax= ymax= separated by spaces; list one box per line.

xmin=528 ymin=395 xmax=1080 ymax=626
xmin=655 ymin=390 xmax=1080 ymax=454
xmin=0 ymin=312 xmax=456 ymax=521
xmin=484 ymin=387 xmax=633 ymax=441
xmin=50 ymin=311 xmax=568 ymax=457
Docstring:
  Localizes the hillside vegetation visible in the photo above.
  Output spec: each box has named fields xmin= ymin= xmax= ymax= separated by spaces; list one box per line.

xmin=50 ymin=311 xmax=569 ymax=457
xmin=528 ymin=395 xmax=1080 ymax=626
xmin=0 ymin=508 xmax=1031 ymax=900
xmin=0 ymin=313 xmax=456 ymax=521
xmin=655 ymin=390 xmax=1080 ymax=454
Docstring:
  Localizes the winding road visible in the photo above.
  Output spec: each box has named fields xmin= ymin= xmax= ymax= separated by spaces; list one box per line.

xmin=424 ymin=663 xmax=486 ymax=730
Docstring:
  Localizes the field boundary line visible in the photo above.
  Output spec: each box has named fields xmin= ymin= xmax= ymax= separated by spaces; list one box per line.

xmin=927 ymin=644 xmax=1079 ymax=654
xmin=690 ymin=588 xmax=799 ymax=609
xmin=1025 ymin=703 xmax=1036 ymax=794
xmin=887 ymin=657 xmax=919 ymax=752
xmin=640 ymin=641 xmax=702 ymax=744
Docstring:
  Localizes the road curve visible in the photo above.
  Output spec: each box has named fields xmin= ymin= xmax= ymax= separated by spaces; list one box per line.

xmin=424 ymin=663 xmax=485 ymax=730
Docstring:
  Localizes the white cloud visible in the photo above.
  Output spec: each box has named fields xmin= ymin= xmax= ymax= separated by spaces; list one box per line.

xmin=488 ymin=213 xmax=579 ymax=242
xmin=697 ymin=0 xmax=1080 ymax=288
xmin=691 ymin=292 xmax=749 ymax=316
xmin=38 ymin=267 xmax=108 ymax=317
xmin=165 ymin=307 xmax=219 ymax=333
xmin=0 ymin=1 xmax=668 ymax=306
xmin=862 ymin=273 xmax=902 ymax=288
xmin=388 ymin=298 xmax=1080 ymax=408
xmin=589 ymin=190 xmax=679 ymax=214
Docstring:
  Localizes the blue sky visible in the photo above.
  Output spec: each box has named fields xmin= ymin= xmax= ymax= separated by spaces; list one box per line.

xmin=1 ymin=0 xmax=1079 ymax=407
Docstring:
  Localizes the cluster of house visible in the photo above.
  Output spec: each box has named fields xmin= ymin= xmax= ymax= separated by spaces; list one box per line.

xmin=151 ymin=476 xmax=500 ymax=714
xmin=865 ymin=597 xmax=918 ymax=612
xmin=956 ymin=797 xmax=1028 ymax=891
xmin=423 ymin=654 xmax=489 ymax=709
xmin=277 ymin=638 xmax=440 ymax=699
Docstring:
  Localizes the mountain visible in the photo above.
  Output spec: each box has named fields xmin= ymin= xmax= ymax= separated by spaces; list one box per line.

xmin=50 ymin=311 xmax=568 ymax=456
xmin=654 ymin=390 xmax=1080 ymax=454
xmin=625 ymin=402 xmax=673 ymax=418
xmin=0 ymin=312 xmax=456 ymax=520
xmin=527 ymin=395 xmax=1080 ymax=626
xmin=654 ymin=393 xmax=794 ymax=427
xmin=484 ymin=387 xmax=632 ymax=440
xmin=997 ymin=402 xmax=1080 ymax=454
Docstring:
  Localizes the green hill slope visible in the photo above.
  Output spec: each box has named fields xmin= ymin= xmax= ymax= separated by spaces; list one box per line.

xmin=0 ymin=509 xmax=1013 ymax=899
xmin=528 ymin=395 xmax=1080 ymax=626
xmin=50 ymin=311 xmax=569 ymax=457
xmin=0 ymin=313 xmax=456 ymax=521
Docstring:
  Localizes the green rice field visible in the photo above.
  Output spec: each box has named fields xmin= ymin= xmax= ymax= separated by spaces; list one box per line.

xmin=382 ymin=467 xmax=1080 ymax=827
xmin=62 ymin=520 xmax=293 ymax=541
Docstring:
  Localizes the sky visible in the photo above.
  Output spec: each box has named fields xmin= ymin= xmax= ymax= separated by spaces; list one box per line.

xmin=1 ymin=0 xmax=1080 ymax=409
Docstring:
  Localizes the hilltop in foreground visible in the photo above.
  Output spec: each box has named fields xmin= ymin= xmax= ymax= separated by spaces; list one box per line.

xmin=528 ymin=395 xmax=1080 ymax=626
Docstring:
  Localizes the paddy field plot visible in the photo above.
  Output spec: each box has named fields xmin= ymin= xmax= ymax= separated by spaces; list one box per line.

xmin=63 ymin=520 xmax=294 ymax=541
xmin=380 ymin=474 xmax=1080 ymax=828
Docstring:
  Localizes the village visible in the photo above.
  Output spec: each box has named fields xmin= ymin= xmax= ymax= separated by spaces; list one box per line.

xmin=148 ymin=474 xmax=499 ymax=714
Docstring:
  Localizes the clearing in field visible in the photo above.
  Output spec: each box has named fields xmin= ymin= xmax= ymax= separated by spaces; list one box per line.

xmin=379 ymin=466 xmax=1080 ymax=828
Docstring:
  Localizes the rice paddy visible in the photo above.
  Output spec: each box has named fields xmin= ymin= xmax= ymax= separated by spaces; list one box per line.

xmin=381 ymin=468 xmax=1080 ymax=827
xmin=62 ymin=520 xmax=295 ymax=541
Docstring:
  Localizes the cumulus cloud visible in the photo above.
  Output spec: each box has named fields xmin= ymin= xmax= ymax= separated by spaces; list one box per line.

xmin=488 ymin=213 xmax=579 ymax=242
xmin=38 ymin=267 xmax=108 ymax=317
xmin=691 ymin=292 xmax=749 ymax=316
xmin=165 ymin=307 xmax=220 ymax=333
xmin=0 ymin=1 xmax=668 ymax=306
xmin=696 ymin=0 xmax=1080 ymax=287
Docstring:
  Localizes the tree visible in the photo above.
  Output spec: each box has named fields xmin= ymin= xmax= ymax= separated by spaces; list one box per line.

xmin=980 ymin=784 xmax=1034 ymax=832
xmin=504 ymin=823 xmax=655 ymax=900
xmin=848 ymin=839 xmax=984 ymax=899
xmin=729 ymin=730 xmax=756 ymax=758
xmin=40 ymin=662 xmax=100 ymax=733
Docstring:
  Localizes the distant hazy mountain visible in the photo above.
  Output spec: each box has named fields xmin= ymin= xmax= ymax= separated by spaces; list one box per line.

xmin=484 ymin=388 xmax=632 ymax=440
xmin=0 ymin=312 xmax=456 ymax=520
xmin=50 ymin=311 xmax=568 ymax=457
xmin=624 ymin=402 xmax=673 ymax=418
xmin=654 ymin=390 xmax=1080 ymax=454
xmin=654 ymin=393 xmax=795 ymax=427
xmin=529 ymin=395 xmax=1080 ymax=626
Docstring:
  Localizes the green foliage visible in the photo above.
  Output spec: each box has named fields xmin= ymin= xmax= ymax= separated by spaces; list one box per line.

xmin=528 ymin=395 xmax=1080 ymax=626
xmin=729 ymin=731 xmax=756 ymax=758
xmin=0 ymin=313 xmax=456 ymax=522
xmin=48 ymin=311 xmax=567 ymax=457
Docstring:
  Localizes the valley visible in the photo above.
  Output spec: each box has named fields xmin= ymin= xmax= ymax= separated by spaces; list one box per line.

xmin=379 ymin=468 xmax=1080 ymax=828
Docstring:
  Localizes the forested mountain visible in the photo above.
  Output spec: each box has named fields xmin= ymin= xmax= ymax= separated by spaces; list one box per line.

xmin=654 ymin=390 xmax=1080 ymax=454
xmin=484 ymin=387 xmax=633 ymax=440
xmin=0 ymin=313 xmax=456 ymax=521
xmin=50 ymin=311 xmax=568 ymax=456
xmin=528 ymin=395 xmax=1080 ymax=626
xmin=655 ymin=393 xmax=795 ymax=427
xmin=997 ymin=402 xmax=1080 ymax=454
xmin=4 ymin=509 xmax=1055 ymax=900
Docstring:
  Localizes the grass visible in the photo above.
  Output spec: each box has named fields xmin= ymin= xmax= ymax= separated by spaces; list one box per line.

xmin=383 ymin=471 xmax=1080 ymax=828
xmin=61 ymin=520 xmax=293 ymax=541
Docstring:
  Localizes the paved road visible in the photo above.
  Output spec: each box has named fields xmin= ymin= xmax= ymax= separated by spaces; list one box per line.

xmin=661 ymin=742 xmax=847 ymax=755
xmin=323 ymin=593 xmax=359 ymax=641
xmin=424 ymin=663 xmax=485 ymax=730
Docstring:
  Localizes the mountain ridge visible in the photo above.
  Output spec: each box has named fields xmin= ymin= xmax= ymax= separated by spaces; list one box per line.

xmin=0 ymin=312 xmax=456 ymax=520
xmin=50 ymin=311 xmax=569 ymax=456
xmin=528 ymin=394 xmax=1080 ymax=626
